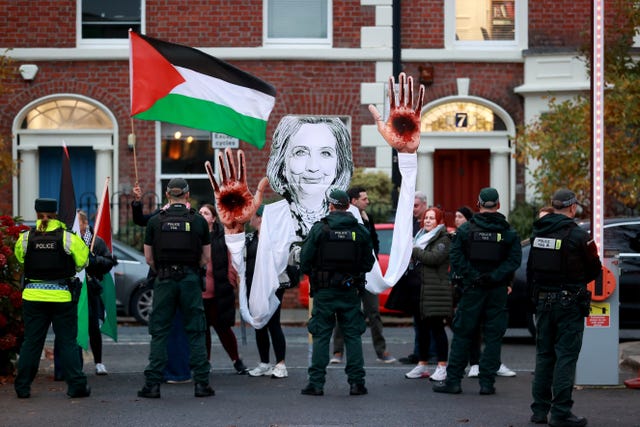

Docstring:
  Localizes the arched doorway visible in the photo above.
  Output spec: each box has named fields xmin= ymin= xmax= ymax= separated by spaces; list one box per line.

xmin=12 ymin=95 xmax=119 ymax=222
xmin=418 ymin=81 xmax=516 ymax=224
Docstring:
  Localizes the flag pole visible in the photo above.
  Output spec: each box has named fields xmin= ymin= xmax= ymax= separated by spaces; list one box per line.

xmin=130 ymin=118 xmax=139 ymax=184
xmin=91 ymin=176 xmax=111 ymax=253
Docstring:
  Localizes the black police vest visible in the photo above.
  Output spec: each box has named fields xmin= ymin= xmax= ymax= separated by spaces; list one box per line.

xmin=153 ymin=208 xmax=201 ymax=268
xmin=467 ymin=222 xmax=507 ymax=263
xmin=315 ymin=220 xmax=362 ymax=275
xmin=24 ymin=229 xmax=77 ymax=280
xmin=530 ymin=224 xmax=577 ymax=286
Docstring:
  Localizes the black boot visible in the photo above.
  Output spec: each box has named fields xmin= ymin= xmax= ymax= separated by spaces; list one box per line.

xmin=194 ymin=383 xmax=215 ymax=397
xmin=137 ymin=383 xmax=160 ymax=398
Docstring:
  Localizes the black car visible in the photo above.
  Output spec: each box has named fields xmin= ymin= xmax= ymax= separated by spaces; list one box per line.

xmin=509 ymin=217 xmax=640 ymax=336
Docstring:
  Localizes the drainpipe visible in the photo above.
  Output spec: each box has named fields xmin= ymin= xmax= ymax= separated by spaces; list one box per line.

xmin=391 ymin=0 xmax=402 ymax=211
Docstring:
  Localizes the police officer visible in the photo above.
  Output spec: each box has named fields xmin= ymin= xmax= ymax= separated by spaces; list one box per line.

xmin=299 ymin=189 xmax=375 ymax=396
xmin=433 ymin=187 xmax=521 ymax=395
xmin=529 ymin=189 xmax=601 ymax=427
xmin=13 ymin=198 xmax=90 ymax=399
xmin=137 ymin=178 xmax=214 ymax=398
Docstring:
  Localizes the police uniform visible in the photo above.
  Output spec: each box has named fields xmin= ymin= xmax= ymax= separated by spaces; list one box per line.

xmin=433 ymin=187 xmax=521 ymax=395
xmin=299 ymin=190 xmax=375 ymax=396
xmin=138 ymin=178 xmax=213 ymax=398
xmin=529 ymin=190 xmax=601 ymax=427
xmin=13 ymin=198 xmax=90 ymax=399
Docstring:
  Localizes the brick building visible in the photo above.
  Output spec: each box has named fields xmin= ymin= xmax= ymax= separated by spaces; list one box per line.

xmin=0 ymin=1 xmax=623 ymax=308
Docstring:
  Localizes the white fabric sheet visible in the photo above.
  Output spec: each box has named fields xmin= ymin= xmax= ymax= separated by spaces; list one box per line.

xmin=227 ymin=152 xmax=417 ymax=328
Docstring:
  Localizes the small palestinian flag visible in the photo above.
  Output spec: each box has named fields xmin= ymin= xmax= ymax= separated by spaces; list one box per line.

xmin=129 ymin=31 xmax=276 ymax=149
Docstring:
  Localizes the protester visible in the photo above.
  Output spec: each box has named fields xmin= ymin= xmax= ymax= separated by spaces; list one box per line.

xmin=404 ymin=207 xmax=451 ymax=381
xmin=199 ymin=203 xmax=247 ymax=374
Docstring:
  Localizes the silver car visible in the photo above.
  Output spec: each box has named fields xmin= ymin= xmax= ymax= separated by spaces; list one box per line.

xmin=112 ymin=240 xmax=153 ymax=325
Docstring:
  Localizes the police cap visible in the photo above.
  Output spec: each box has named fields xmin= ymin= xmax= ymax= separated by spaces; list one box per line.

xmin=478 ymin=187 xmax=499 ymax=208
xmin=35 ymin=198 xmax=57 ymax=213
xmin=328 ymin=189 xmax=350 ymax=208
xmin=551 ymin=189 xmax=578 ymax=209
xmin=166 ymin=178 xmax=190 ymax=197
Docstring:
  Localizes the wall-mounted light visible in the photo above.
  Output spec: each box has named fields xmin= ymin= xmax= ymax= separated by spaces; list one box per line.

xmin=418 ymin=64 xmax=434 ymax=87
xmin=19 ymin=64 xmax=39 ymax=81
xmin=127 ymin=133 xmax=136 ymax=152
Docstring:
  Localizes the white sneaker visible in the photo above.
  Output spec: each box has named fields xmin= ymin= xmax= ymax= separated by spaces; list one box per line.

xmin=467 ymin=364 xmax=479 ymax=378
xmin=248 ymin=363 xmax=273 ymax=377
xmin=271 ymin=363 xmax=288 ymax=379
xmin=430 ymin=364 xmax=447 ymax=381
xmin=497 ymin=363 xmax=516 ymax=377
xmin=330 ymin=353 xmax=343 ymax=364
xmin=404 ymin=364 xmax=430 ymax=379
xmin=95 ymin=363 xmax=108 ymax=376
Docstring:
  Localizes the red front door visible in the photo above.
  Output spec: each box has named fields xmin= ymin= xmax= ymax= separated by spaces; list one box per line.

xmin=433 ymin=149 xmax=490 ymax=227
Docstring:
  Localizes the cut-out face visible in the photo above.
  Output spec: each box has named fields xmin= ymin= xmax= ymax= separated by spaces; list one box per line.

xmin=285 ymin=123 xmax=338 ymax=200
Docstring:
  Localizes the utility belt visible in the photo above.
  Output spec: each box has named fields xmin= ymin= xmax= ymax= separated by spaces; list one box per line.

xmin=156 ymin=264 xmax=198 ymax=281
xmin=537 ymin=287 xmax=591 ymax=317
xmin=311 ymin=271 xmax=365 ymax=293
xmin=24 ymin=277 xmax=82 ymax=304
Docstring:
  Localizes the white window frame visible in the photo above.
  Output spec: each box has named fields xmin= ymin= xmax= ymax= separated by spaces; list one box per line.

xmin=263 ymin=0 xmax=332 ymax=48
xmin=444 ymin=0 xmax=527 ymax=52
xmin=76 ymin=0 xmax=145 ymax=47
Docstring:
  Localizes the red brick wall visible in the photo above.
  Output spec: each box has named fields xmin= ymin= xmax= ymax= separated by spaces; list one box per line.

xmin=0 ymin=0 xmax=76 ymax=47
xmin=528 ymin=0 xmax=592 ymax=48
xmin=402 ymin=0 xmax=445 ymax=49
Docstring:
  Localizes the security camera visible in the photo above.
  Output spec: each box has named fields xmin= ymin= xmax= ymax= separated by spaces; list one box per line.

xmin=19 ymin=64 xmax=39 ymax=81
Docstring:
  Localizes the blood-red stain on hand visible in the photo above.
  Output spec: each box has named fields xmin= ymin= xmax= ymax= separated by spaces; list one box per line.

xmin=391 ymin=113 xmax=418 ymax=143
xmin=219 ymin=190 xmax=249 ymax=218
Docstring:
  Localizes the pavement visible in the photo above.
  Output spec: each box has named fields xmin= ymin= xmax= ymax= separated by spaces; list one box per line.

xmin=284 ymin=308 xmax=640 ymax=376
xmin=2 ymin=309 xmax=640 ymax=427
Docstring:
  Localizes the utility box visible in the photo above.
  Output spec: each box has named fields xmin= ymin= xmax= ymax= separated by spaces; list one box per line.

xmin=575 ymin=252 xmax=620 ymax=385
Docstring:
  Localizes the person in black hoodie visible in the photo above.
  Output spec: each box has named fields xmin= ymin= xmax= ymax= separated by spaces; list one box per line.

xmin=528 ymin=189 xmax=601 ymax=427
xmin=199 ymin=203 xmax=247 ymax=374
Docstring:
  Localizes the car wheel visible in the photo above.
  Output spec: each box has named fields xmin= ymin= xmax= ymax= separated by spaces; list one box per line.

xmin=130 ymin=285 xmax=153 ymax=325
xmin=527 ymin=312 xmax=537 ymax=339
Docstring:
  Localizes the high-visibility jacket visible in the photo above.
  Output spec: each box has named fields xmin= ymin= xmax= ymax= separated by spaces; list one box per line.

xmin=15 ymin=218 xmax=89 ymax=302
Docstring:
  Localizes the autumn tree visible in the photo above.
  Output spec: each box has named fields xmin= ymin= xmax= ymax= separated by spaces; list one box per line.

xmin=0 ymin=51 xmax=17 ymax=188
xmin=515 ymin=1 xmax=640 ymax=217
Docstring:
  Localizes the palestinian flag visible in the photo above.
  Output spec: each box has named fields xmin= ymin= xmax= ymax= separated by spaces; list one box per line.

xmin=92 ymin=181 xmax=117 ymax=342
xmin=129 ymin=31 xmax=276 ymax=149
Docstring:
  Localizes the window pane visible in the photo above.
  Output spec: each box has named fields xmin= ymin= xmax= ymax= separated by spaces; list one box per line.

xmin=82 ymin=0 xmax=141 ymax=39
xmin=455 ymin=0 xmax=514 ymax=42
xmin=161 ymin=124 xmax=214 ymax=175
xmin=268 ymin=0 xmax=327 ymax=39
xmin=421 ymin=102 xmax=505 ymax=132
xmin=23 ymin=99 xmax=113 ymax=130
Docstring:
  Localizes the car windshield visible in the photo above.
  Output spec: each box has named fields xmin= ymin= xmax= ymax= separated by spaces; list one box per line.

xmin=377 ymin=228 xmax=392 ymax=256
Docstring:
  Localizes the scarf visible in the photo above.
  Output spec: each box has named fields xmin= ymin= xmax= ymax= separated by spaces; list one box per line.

xmin=413 ymin=224 xmax=445 ymax=250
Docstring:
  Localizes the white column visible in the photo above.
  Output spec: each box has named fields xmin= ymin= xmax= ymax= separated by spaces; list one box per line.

xmin=95 ymin=148 xmax=113 ymax=197
xmin=18 ymin=148 xmax=39 ymax=222
xmin=490 ymin=148 xmax=511 ymax=215
xmin=417 ymin=146 xmax=434 ymax=205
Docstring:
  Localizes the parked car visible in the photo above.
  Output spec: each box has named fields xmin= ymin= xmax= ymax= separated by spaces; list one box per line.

xmin=111 ymin=240 xmax=153 ymax=325
xmin=510 ymin=217 xmax=640 ymax=336
xmin=298 ymin=223 xmax=404 ymax=315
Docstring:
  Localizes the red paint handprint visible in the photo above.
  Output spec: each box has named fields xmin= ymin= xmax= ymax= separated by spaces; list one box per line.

xmin=205 ymin=148 xmax=269 ymax=234
xmin=368 ymin=72 xmax=425 ymax=153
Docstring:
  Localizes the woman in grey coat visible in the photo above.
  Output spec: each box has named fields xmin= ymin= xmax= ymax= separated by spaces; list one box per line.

xmin=404 ymin=207 xmax=452 ymax=381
